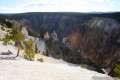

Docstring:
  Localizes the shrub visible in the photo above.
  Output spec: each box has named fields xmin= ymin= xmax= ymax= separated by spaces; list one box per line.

xmin=24 ymin=39 xmax=35 ymax=61
xmin=13 ymin=32 xmax=25 ymax=41
xmin=4 ymin=21 xmax=12 ymax=28
xmin=28 ymin=29 xmax=39 ymax=37
xmin=37 ymin=58 xmax=43 ymax=62
xmin=2 ymin=34 xmax=12 ymax=45
xmin=2 ymin=26 xmax=24 ymax=45
xmin=0 ymin=26 xmax=5 ymax=31
xmin=24 ymin=47 xmax=35 ymax=61
xmin=112 ymin=64 xmax=120 ymax=77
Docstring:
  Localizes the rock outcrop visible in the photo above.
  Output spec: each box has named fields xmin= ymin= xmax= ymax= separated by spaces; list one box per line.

xmin=63 ymin=18 xmax=120 ymax=74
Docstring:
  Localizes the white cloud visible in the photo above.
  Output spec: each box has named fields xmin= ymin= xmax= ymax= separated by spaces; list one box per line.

xmin=0 ymin=0 xmax=120 ymax=13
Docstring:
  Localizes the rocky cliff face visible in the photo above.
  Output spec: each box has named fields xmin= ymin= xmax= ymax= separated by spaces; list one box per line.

xmin=44 ymin=17 xmax=120 ymax=75
xmin=64 ymin=17 xmax=120 ymax=74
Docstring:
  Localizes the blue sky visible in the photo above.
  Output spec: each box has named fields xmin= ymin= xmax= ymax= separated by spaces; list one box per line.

xmin=0 ymin=0 xmax=120 ymax=13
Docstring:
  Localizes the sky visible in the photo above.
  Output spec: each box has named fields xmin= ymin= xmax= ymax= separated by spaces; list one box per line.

xmin=0 ymin=0 xmax=120 ymax=13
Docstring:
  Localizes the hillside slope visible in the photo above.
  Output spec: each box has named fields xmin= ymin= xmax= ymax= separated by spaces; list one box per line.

xmin=0 ymin=60 xmax=113 ymax=80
